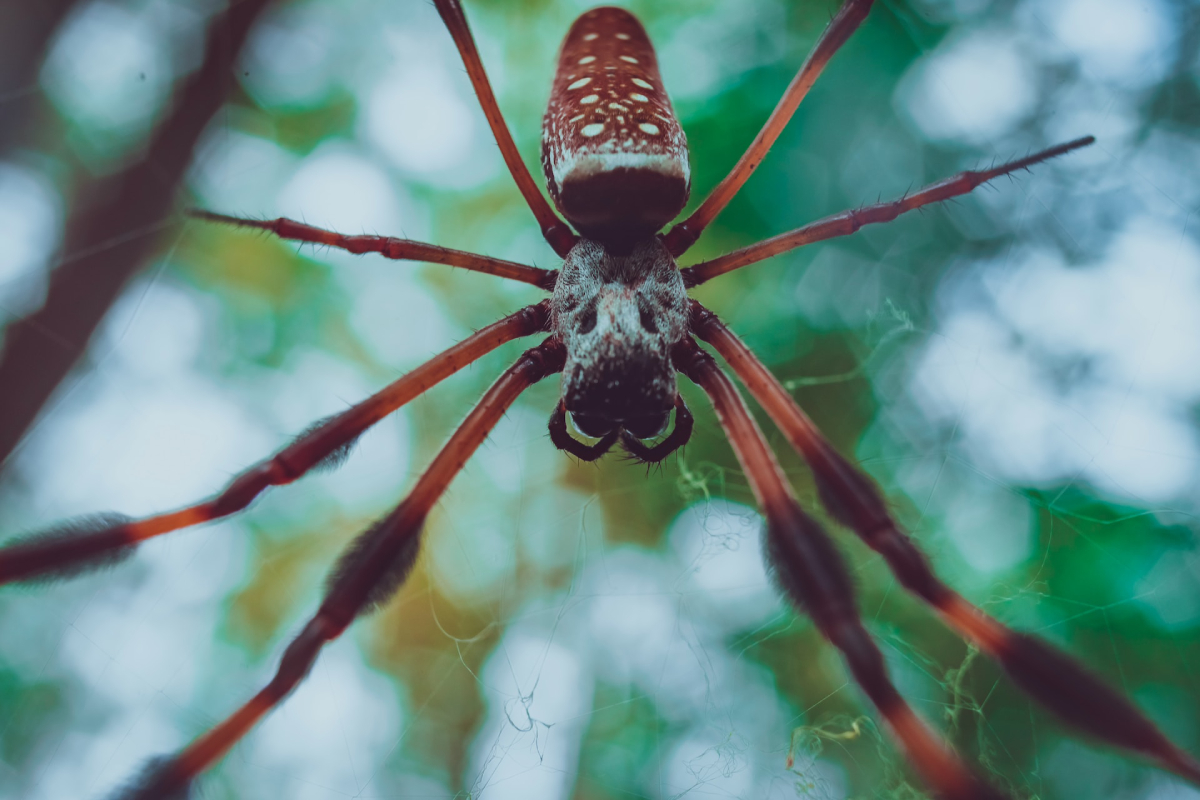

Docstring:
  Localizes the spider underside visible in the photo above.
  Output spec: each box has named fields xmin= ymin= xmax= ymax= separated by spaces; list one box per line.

xmin=1 ymin=1 xmax=1197 ymax=799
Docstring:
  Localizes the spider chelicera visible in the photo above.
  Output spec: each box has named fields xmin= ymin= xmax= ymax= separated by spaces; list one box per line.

xmin=2 ymin=1 xmax=1197 ymax=798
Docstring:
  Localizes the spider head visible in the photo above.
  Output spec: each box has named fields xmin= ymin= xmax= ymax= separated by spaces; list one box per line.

xmin=552 ymin=237 xmax=690 ymax=440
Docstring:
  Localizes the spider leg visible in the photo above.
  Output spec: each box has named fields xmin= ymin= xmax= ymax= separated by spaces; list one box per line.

xmin=0 ymin=302 xmax=550 ymax=586
xmin=681 ymin=136 xmax=1095 ymax=286
xmin=105 ymin=336 xmax=566 ymax=800
xmin=619 ymin=395 xmax=694 ymax=463
xmin=433 ymin=0 xmax=578 ymax=258
xmin=190 ymin=209 xmax=557 ymax=289
xmin=689 ymin=302 xmax=1200 ymax=786
xmin=548 ymin=400 xmax=620 ymax=461
xmin=661 ymin=0 xmax=874 ymax=257
xmin=672 ymin=336 xmax=1004 ymax=800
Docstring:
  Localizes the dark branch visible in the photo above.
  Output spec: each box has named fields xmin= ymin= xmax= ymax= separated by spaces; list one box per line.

xmin=0 ymin=0 xmax=76 ymax=155
xmin=0 ymin=0 xmax=275 ymax=470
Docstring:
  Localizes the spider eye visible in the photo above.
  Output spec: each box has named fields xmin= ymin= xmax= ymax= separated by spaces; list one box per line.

xmin=636 ymin=295 xmax=660 ymax=334
xmin=571 ymin=412 xmax=616 ymax=438
xmin=623 ymin=412 xmax=669 ymax=440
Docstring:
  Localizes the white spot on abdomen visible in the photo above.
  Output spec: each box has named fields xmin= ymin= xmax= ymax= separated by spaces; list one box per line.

xmin=568 ymin=77 xmax=592 ymax=90
xmin=638 ymin=122 xmax=660 ymax=135
xmin=578 ymin=55 xmax=595 ymax=64
xmin=581 ymin=94 xmax=599 ymax=104
xmin=630 ymin=93 xmax=648 ymax=102
xmin=581 ymin=123 xmax=605 ymax=137
xmin=631 ymin=77 xmax=653 ymax=89
xmin=619 ymin=55 xmax=638 ymax=64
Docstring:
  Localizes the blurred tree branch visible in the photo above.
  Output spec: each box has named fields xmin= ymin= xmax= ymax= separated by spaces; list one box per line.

xmin=0 ymin=0 xmax=275 ymax=469
xmin=0 ymin=0 xmax=77 ymax=155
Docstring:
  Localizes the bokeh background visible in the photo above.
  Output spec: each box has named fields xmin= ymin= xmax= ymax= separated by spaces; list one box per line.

xmin=2 ymin=0 xmax=1199 ymax=798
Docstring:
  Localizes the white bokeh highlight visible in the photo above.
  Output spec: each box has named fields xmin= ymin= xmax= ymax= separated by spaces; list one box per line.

xmin=910 ymin=214 xmax=1200 ymax=506
xmin=1044 ymin=0 xmax=1175 ymax=89
xmin=0 ymin=163 xmax=60 ymax=320
xmin=898 ymin=29 xmax=1037 ymax=144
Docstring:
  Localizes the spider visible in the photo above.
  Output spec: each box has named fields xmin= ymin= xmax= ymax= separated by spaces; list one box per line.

xmin=2 ymin=0 xmax=1197 ymax=798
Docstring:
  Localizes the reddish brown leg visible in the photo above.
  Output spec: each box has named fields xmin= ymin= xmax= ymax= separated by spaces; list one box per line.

xmin=191 ymin=209 xmax=557 ymax=289
xmin=0 ymin=302 xmax=550 ymax=586
xmin=433 ymin=0 xmax=577 ymax=258
xmin=681 ymin=136 xmax=1095 ymax=286
xmin=689 ymin=302 xmax=1200 ymax=786
xmin=672 ymin=336 xmax=1003 ymax=800
xmin=662 ymin=0 xmax=875 ymax=257
xmin=107 ymin=337 xmax=566 ymax=800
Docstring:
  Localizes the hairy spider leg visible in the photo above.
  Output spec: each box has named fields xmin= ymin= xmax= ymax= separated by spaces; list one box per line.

xmin=108 ymin=338 xmax=567 ymax=800
xmin=681 ymin=136 xmax=1096 ymax=286
xmin=690 ymin=303 xmax=1200 ymax=786
xmin=661 ymin=0 xmax=875 ymax=256
xmin=548 ymin=400 xmax=621 ymax=461
xmin=619 ymin=394 xmax=694 ymax=463
xmin=673 ymin=337 xmax=1006 ymax=800
xmin=190 ymin=210 xmax=558 ymax=289
xmin=0 ymin=303 xmax=550 ymax=586
xmin=434 ymin=0 xmax=578 ymax=257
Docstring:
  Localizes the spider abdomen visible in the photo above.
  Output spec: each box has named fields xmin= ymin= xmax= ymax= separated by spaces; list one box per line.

xmin=541 ymin=7 xmax=690 ymax=251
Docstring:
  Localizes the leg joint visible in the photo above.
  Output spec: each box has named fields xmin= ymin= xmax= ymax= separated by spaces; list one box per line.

xmin=516 ymin=336 xmax=567 ymax=382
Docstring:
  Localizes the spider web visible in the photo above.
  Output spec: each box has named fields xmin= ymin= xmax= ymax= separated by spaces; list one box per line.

xmin=2 ymin=0 xmax=1200 ymax=799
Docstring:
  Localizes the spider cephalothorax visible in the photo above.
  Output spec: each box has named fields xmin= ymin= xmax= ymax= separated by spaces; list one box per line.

xmin=2 ymin=1 xmax=1197 ymax=799
xmin=552 ymin=236 xmax=689 ymax=445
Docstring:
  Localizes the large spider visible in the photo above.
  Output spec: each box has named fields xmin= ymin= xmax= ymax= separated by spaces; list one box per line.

xmin=3 ymin=1 xmax=1197 ymax=798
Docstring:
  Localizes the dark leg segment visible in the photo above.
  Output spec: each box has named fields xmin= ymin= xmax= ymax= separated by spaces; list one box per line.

xmin=0 ymin=303 xmax=550 ymax=586
xmin=108 ymin=337 xmax=567 ymax=799
xmin=619 ymin=395 xmax=694 ymax=463
xmin=191 ymin=209 xmax=557 ymax=289
xmin=681 ymin=136 xmax=1094 ymax=286
xmin=662 ymin=0 xmax=875 ymax=257
xmin=433 ymin=0 xmax=577 ymax=257
xmin=689 ymin=302 xmax=1200 ymax=785
xmin=672 ymin=336 xmax=1004 ymax=800
xmin=548 ymin=401 xmax=619 ymax=461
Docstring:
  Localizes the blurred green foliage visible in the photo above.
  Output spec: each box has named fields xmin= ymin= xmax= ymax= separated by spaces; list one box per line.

xmin=3 ymin=0 xmax=1199 ymax=799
